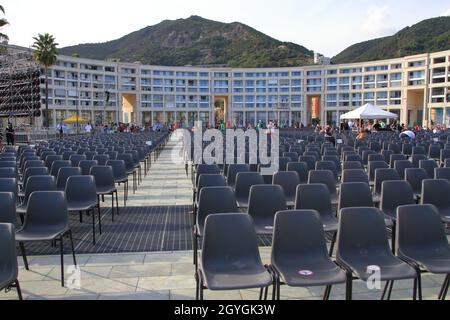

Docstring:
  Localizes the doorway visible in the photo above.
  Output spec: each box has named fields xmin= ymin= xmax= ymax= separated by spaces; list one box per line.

xmin=122 ymin=94 xmax=136 ymax=124
xmin=214 ymin=96 xmax=228 ymax=128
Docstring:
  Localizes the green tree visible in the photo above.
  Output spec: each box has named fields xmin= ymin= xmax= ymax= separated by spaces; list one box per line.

xmin=32 ymin=33 xmax=58 ymax=128
xmin=0 ymin=5 xmax=9 ymax=42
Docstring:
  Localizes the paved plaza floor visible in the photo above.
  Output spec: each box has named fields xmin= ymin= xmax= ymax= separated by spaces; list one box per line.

xmin=1 ymin=134 xmax=448 ymax=300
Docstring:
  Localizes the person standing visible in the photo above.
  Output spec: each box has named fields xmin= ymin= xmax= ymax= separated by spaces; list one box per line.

xmin=57 ymin=122 xmax=64 ymax=139
xmin=84 ymin=122 xmax=93 ymax=135
xmin=5 ymin=122 xmax=14 ymax=146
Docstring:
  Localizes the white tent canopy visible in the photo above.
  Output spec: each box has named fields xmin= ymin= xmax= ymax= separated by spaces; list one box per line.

xmin=340 ymin=103 xmax=399 ymax=120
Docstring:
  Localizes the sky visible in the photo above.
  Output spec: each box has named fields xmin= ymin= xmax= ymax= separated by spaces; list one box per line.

xmin=2 ymin=0 xmax=450 ymax=57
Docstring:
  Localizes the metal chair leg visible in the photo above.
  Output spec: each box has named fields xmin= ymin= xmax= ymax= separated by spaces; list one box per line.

xmin=345 ymin=272 xmax=352 ymax=300
xmin=115 ymin=190 xmax=119 ymax=216
xmin=92 ymin=208 xmax=96 ymax=245
xmin=98 ymin=203 xmax=102 ymax=235
xmin=438 ymin=274 xmax=450 ymax=300
xmin=68 ymin=230 xmax=77 ymax=266
xmin=19 ymin=242 xmax=29 ymax=270
xmin=60 ymin=236 xmax=64 ymax=287
xmin=15 ymin=280 xmax=23 ymax=300
xmin=329 ymin=232 xmax=337 ymax=257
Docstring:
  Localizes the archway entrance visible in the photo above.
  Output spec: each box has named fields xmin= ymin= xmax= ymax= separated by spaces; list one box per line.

xmin=214 ymin=96 xmax=228 ymax=128
xmin=122 ymin=94 xmax=136 ymax=124
xmin=307 ymin=95 xmax=322 ymax=126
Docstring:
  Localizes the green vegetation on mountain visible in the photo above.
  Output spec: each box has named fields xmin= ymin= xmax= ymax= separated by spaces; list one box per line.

xmin=332 ymin=17 xmax=450 ymax=64
xmin=59 ymin=15 xmax=314 ymax=67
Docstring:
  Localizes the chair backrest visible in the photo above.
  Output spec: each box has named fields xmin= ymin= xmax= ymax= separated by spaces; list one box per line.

xmin=367 ymin=154 xmax=386 ymax=164
xmin=308 ymin=170 xmax=337 ymax=199
xmin=0 ymin=223 xmax=18 ymax=283
xmin=196 ymin=164 xmax=220 ymax=187
xmin=0 ymin=192 xmax=16 ymax=225
xmin=23 ymin=176 xmax=57 ymax=206
xmin=106 ymin=151 xmax=118 ymax=161
xmin=0 ymin=167 xmax=16 ymax=179
xmin=339 ymin=182 xmax=373 ymax=212
xmin=106 ymin=160 xmax=127 ymax=181
xmin=381 ymin=150 xmax=393 ymax=163
xmin=315 ymin=161 xmax=337 ymax=179
xmin=368 ymin=161 xmax=389 ymax=182
xmin=117 ymin=154 xmax=134 ymax=170
xmin=56 ymin=167 xmax=82 ymax=191
xmin=341 ymin=169 xmax=369 ymax=184
xmin=298 ymin=156 xmax=316 ymax=171
xmin=0 ymin=178 xmax=17 ymax=195
xmin=235 ymin=172 xmax=264 ymax=202
xmin=435 ymin=167 xmax=450 ymax=181
xmin=0 ymin=161 xmax=16 ymax=168
xmin=337 ymin=207 xmax=392 ymax=262
xmin=248 ymin=185 xmax=286 ymax=223
xmin=428 ymin=145 xmax=441 ymax=159
xmin=412 ymin=146 xmax=426 ymax=156
xmin=441 ymin=149 xmax=450 ymax=163
xmin=84 ymin=151 xmax=97 ymax=160
xmin=419 ymin=160 xmax=438 ymax=179
xmin=411 ymin=154 xmax=427 ymax=168
xmin=272 ymin=210 xmax=329 ymax=266
xmin=283 ymin=152 xmax=299 ymax=162
xmin=201 ymin=213 xmax=264 ymax=272
xmin=374 ymin=168 xmax=401 ymax=195
xmin=396 ymin=204 xmax=450 ymax=258
xmin=272 ymin=171 xmax=300 ymax=201
xmin=65 ymin=175 xmax=97 ymax=204
xmin=45 ymin=155 xmax=63 ymax=169
xmin=295 ymin=183 xmax=333 ymax=218
xmin=226 ymin=164 xmax=250 ymax=187
xmin=286 ymin=162 xmax=308 ymax=184
xmin=380 ymin=180 xmax=415 ymax=218
xmin=421 ymin=179 xmax=450 ymax=216
xmin=394 ymin=160 xmax=414 ymax=180
xmin=90 ymin=166 xmax=115 ymax=190
xmin=93 ymin=154 xmax=110 ymax=166
xmin=69 ymin=154 xmax=87 ymax=167
xmin=50 ymin=160 xmax=72 ymax=177
xmin=79 ymin=160 xmax=99 ymax=175
xmin=197 ymin=186 xmax=238 ymax=230
xmin=390 ymin=154 xmax=406 ymax=168
xmin=342 ymin=161 xmax=363 ymax=170
xmin=23 ymin=191 xmax=68 ymax=232
xmin=196 ymin=174 xmax=227 ymax=201
xmin=62 ymin=151 xmax=76 ymax=161
xmin=404 ymin=168 xmax=428 ymax=195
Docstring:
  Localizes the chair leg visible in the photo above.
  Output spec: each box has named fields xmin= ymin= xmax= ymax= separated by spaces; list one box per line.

xmin=387 ymin=280 xmax=394 ymax=300
xmin=68 ymin=230 xmax=77 ymax=266
xmin=391 ymin=221 xmax=396 ymax=254
xmin=258 ymin=288 xmax=263 ymax=300
xmin=329 ymin=232 xmax=337 ymax=257
xmin=15 ymin=280 xmax=23 ymax=300
xmin=59 ymin=236 xmax=64 ymax=287
xmin=413 ymin=278 xmax=418 ymax=300
xmin=98 ymin=203 xmax=102 ymax=235
xmin=115 ymin=190 xmax=119 ymax=216
xmin=111 ymin=193 xmax=115 ymax=222
xmin=345 ymin=272 xmax=352 ymax=300
xmin=79 ymin=211 xmax=83 ymax=223
xmin=381 ymin=281 xmax=390 ymax=300
xmin=417 ymin=272 xmax=423 ymax=300
xmin=19 ymin=242 xmax=29 ymax=270
xmin=92 ymin=209 xmax=96 ymax=245
xmin=438 ymin=274 xmax=450 ymax=300
xmin=264 ymin=286 xmax=269 ymax=300
xmin=323 ymin=285 xmax=332 ymax=300
xmin=195 ymin=271 xmax=200 ymax=301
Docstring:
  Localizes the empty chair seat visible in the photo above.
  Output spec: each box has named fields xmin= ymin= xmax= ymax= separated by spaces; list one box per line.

xmin=93 ymin=155 xmax=110 ymax=166
xmin=247 ymin=185 xmax=286 ymax=235
xmin=394 ymin=160 xmax=414 ymax=180
xmin=411 ymin=154 xmax=427 ymax=168
xmin=381 ymin=150 xmax=393 ymax=164
xmin=419 ymin=160 xmax=438 ymax=179
xmin=429 ymin=145 xmax=441 ymax=160
xmin=283 ymin=152 xmax=298 ymax=162
xmin=341 ymin=169 xmax=369 ymax=184
xmin=44 ymin=155 xmax=63 ymax=169
xmin=405 ymin=168 xmax=428 ymax=200
xmin=336 ymin=207 xmax=418 ymax=300
xmin=235 ymin=172 xmax=264 ymax=209
xmin=196 ymin=213 xmax=272 ymax=300
xmin=298 ymin=156 xmax=316 ymax=171
xmin=342 ymin=161 xmax=363 ymax=171
xmin=368 ymin=161 xmax=389 ymax=185
xmin=278 ymin=157 xmax=291 ymax=172
xmin=90 ymin=166 xmax=119 ymax=221
xmin=390 ymin=154 xmax=407 ymax=168
xmin=0 ymin=223 xmax=22 ymax=299
xmin=271 ymin=210 xmax=346 ymax=300
xmin=50 ymin=160 xmax=72 ymax=177
xmin=273 ymin=171 xmax=300 ymax=207
xmin=338 ymin=182 xmax=374 ymax=212
xmin=435 ymin=167 xmax=450 ymax=182
xmin=226 ymin=164 xmax=250 ymax=189
xmin=195 ymin=164 xmax=221 ymax=189
xmin=56 ymin=167 xmax=81 ymax=192
xmin=69 ymin=155 xmax=86 ymax=167
xmin=373 ymin=168 xmax=401 ymax=203
xmin=0 ymin=167 xmax=16 ymax=179
xmin=412 ymin=146 xmax=426 ymax=157
xmin=79 ymin=160 xmax=98 ymax=175
xmin=308 ymin=170 xmax=338 ymax=205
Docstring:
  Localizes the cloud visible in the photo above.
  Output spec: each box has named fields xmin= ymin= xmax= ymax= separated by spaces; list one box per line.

xmin=362 ymin=5 xmax=398 ymax=38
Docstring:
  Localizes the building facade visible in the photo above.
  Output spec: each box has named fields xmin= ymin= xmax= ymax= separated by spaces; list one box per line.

xmin=26 ymin=47 xmax=450 ymax=129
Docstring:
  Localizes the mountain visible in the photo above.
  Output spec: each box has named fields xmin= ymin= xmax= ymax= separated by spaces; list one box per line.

xmin=333 ymin=16 xmax=450 ymax=64
xmin=59 ymin=15 xmax=314 ymax=68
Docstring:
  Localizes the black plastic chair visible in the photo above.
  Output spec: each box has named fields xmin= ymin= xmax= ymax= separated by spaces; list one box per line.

xmin=0 ymin=167 xmax=16 ymax=179
xmin=45 ymin=155 xmax=63 ymax=169
xmin=16 ymin=191 xmax=76 ymax=287
xmin=107 ymin=160 xmax=129 ymax=206
xmin=298 ymin=156 xmax=316 ymax=171
xmin=93 ymin=154 xmax=110 ymax=166
xmin=390 ymin=154 xmax=407 ymax=168
xmin=394 ymin=160 xmax=414 ymax=180
xmin=441 ymin=149 xmax=450 ymax=166
xmin=435 ymin=167 xmax=450 ymax=181
xmin=342 ymin=161 xmax=363 ymax=170
xmin=316 ymin=161 xmax=338 ymax=181
xmin=338 ymin=182 xmax=373 ymax=212
xmin=336 ymin=207 xmax=418 ymax=300
xmin=19 ymin=167 xmax=49 ymax=197
xmin=194 ymin=174 xmax=227 ymax=218
xmin=196 ymin=213 xmax=273 ymax=300
xmin=84 ymin=151 xmax=97 ymax=161
xmin=273 ymin=171 xmax=300 ymax=207
xmin=295 ymin=183 xmax=339 ymax=256
xmin=56 ymin=167 xmax=81 ymax=192
xmin=421 ymin=179 xmax=450 ymax=223
xmin=50 ymin=160 xmax=72 ymax=177
xmin=286 ymin=162 xmax=309 ymax=184
xmin=90 ymin=166 xmax=119 ymax=221
xmin=0 ymin=161 xmax=16 ymax=168
xmin=412 ymin=146 xmax=426 ymax=157
xmin=79 ymin=160 xmax=98 ymax=176
xmin=226 ymin=164 xmax=250 ymax=189
xmin=283 ymin=152 xmax=299 ymax=162
xmin=397 ymin=204 xmax=450 ymax=300
xmin=117 ymin=154 xmax=137 ymax=194
xmin=235 ymin=172 xmax=264 ymax=209
xmin=404 ymin=168 xmax=428 ymax=200
xmin=308 ymin=170 xmax=338 ymax=205
xmin=341 ymin=169 xmax=369 ymax=184
xmin=271 ymin=210 xmax=346 ymax=300
xmin=16 ymin=176 xmax=56 ymax=222
xmin=368 ymin=154 xmax=386 ymax=164
xmin=62 ymin=151 xmax=76 ymax=161
xmin=0 ymin=223 xmax=22 ymax=299
xmin=419 ymin=160 xmax=438 ymax=179
xmin=194 ymin=186 xmax=238 ymax=269
xmin=69 ymin=154 xmax=87 ymax=167
xmin=368 ymin=161 xmax=389 ymax=185
xmin=0 ymin=192 xmax=17 ymax=226
xmin=247 ymin=185 xmax=286 ymax=235
xmin=195 ymin=164 xmax=220 ymax=189
xmin=373 ymin=168 xmax=401 ymax=202
xmin=381 ymin=150 xmax=393 ymax=163
xmin=411 ymin=154 xmax=427 ymax=168
xmin=0 ymin=178 xmax=17 ymax=197
xmin=65 ymin=176 xmax=101 ymax=245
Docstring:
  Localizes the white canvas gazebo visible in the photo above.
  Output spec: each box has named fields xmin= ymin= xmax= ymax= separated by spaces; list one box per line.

xmin=340 ymin=103 xmax=399 ymax=120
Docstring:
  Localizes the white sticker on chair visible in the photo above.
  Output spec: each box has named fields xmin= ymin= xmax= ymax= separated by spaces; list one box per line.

xmin=265 ymin=226 xmax=274 ymax=230
xmin=298 ymin=270 xmax=313 ymax=276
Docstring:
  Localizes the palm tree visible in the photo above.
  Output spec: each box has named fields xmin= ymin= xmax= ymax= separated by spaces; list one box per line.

xmin=0 ymin=5 xmax=9 ymax=42
xmin=32 ymin=33 xmax=58 ymax=128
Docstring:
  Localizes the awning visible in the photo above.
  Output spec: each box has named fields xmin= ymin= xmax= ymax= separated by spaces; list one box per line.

xmin=63 ymin=115 xmax=88 ymax=125
xmin=340 ymin=103 xmax=399 ymax=120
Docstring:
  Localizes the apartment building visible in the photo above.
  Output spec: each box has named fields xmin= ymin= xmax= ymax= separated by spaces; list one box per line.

xmin=21 ymin=46 xmax=450 ymax=128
